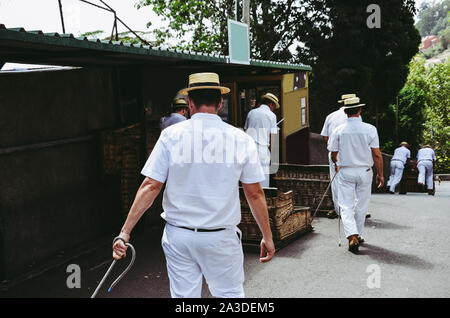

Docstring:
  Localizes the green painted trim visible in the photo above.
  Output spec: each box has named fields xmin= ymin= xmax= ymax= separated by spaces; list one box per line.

xmin=0 ymin=26 xmax=311 ymax=71
xmin=250 ymin=59 xmax=312 ymax=71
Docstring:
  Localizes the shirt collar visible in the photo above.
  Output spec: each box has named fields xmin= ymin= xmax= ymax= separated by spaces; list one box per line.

xmin=172 ymin=113 xmax=185 ymax=119
xmin=347 ymin=117 xmax=360 ymax=121
xmin=260 ymin=104 xmax=271 ymax=111
xmin=191 ymin=112 xmax=222 ymax=121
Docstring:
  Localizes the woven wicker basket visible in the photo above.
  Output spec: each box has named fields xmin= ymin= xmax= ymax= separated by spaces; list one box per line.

xmin=239 ymin=187 xmax=311 ymax=242
xmin=101 ymin=124 xmax=144 ymax=215
xmin=274 ymin=164 xmax=333 ymax=212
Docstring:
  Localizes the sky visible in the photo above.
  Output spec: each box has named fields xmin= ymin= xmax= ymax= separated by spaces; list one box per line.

xmin=0 ymin=0 xmax=164 ymax=36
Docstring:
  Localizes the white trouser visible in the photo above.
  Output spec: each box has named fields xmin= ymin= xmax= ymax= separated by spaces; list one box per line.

xmin=387 ymin=160 xmax=405 ymax=192
xmin=257 ymin=144 xmax=271 ymax=188
xmin=328 ymin=152 xmax=339 ymax=214
xmin=338 ymin=167 xmax=373 ymax=238
xmin=418 ymin=160 xmax=434 ymax=190
xmin=161 ymin=223 xmax=245 ymax=298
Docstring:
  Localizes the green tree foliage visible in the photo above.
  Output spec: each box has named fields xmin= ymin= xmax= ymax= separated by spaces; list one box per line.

xmin=135 ymin=0 xmax=331 ymax=60
xmin=81 ymin=30 xmax=163 ymax=47
xmin=382 ymin=85 xmax=426 ymax=154
xmin=420 ymin=60 xmax=450 ymax=173
xmin=419 ymin=11 xmax=450 ymax=59
xmin=394 ymin=57 xmax=450 ymax=173
xmin=80 ymin=30 xmax=105 ymax=39
xmin=302 ymin=0 xmax=420 ymax=133
xmin=415 ymin=0 xmax=450 ymax=36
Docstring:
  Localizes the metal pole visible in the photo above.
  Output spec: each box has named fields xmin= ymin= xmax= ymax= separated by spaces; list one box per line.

xmin=58 ymin=0 xmax=66 ymax=34
xmin=242 ymin=0 xmax=250 ymax=24
xmin=396 ymin=96 xmax=399 ymax=145
xmin=235 ymin=0 xmax=239 ymax=21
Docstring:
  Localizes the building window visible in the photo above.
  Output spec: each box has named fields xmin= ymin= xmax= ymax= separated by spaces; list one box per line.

xmin=301 ymin=97 xmax=307 ymax=126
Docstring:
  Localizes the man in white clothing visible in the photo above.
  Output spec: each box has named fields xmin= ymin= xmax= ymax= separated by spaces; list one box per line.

xmin=386 ymin=142 xmax=411 ymax=194
xmin=416 ymin=145 xmax=436 ymax=195
xmin=112 ymin=72 xmax=275 ymax=298
xmin=244 ymin=92 xmax=279 ymax=188
xmin=160 ymin=98 xmax=189 ymax=131
xmin=328 ymin=97 xmax=384 ymax=254
xmin=321 ymin=93 xmax=362 ymax=219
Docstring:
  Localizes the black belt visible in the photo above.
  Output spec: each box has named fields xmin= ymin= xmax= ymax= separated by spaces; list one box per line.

xmin=178 ymin=226 xmax=226 ymax=232
xmin=419 ymin=159 xmax=433 ymax=162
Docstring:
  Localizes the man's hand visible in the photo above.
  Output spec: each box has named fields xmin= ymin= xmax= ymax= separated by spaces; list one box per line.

xmin=371 ymin=148 xmax=383 ymax=186
xmin=376 ymin=174 xmax=385 ymax=188
xmin=242 ymin=182 xmax=275 ymax=263
xmin=260 ymin=237 xmax=275 ymax=263
xmin=112 ymin=232 xmax=130 ymax=260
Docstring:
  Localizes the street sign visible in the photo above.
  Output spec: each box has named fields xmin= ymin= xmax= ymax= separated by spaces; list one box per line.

xmin=227 ymin=19 xmax=250 ymax=65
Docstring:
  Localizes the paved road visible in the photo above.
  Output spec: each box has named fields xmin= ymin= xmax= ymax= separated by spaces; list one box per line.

xmin=2 ymin=182 xmax=450 ymax=298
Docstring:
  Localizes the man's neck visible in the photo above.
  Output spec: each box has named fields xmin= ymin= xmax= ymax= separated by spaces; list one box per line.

xmin=261 ymin=104 xmax=274 ymax=112
xmin=191 ymin=105 xmax=218 ymax=115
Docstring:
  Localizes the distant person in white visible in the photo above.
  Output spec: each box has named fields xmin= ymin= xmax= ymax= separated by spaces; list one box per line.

xmin=386 ymin=142 xmax=411 ymax=194
xmin=416 ymin=145 xmax=436 ymax=195
xmin=112 ymin=72 xmax=275 ymax=298
xmin=160 ymin=98 xmax=189 ymax=131
xmin=320 ymin=93 xmax=362 ymax=219
xmin=328 ymin=97 xmax=384 ymax=254
xmin=244 ymin=92 xmax=279 ymax=188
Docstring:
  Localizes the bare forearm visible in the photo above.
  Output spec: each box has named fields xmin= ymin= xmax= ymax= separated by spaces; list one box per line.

xmin=243 ymin=186 xmax=272 ymax=240
xmin=121 ymin=178 xmax=163 ymax=235
xmin=372 ymin=149 xmax=383 ymax=175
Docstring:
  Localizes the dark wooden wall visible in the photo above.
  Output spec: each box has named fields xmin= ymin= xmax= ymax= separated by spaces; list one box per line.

xmin=0 ymin=68 xmax=123 ymax=280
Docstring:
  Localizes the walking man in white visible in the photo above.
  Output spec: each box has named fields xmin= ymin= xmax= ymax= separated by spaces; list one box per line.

xmin=112 ymin=72 xmax=275 ymax=298
xmin=160 ymin=98 xmax=189 ymax=131
xmin=386 ymin=142 xmax=411 ymax=194
xmin=321 ymin=93 xmax=363 ymax=219
xmin=416 ymin=145 xmax=436 ymax=195
xmin=244 ymin=92 xmax=279 ymax=187
xmin=328 ymin=97 xmax=384 ymax=254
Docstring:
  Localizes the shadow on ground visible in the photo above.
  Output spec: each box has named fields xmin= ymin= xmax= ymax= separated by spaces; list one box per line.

xmin=358 ymin=243 xmax=434 ymax=270
xmin=365 ymin=218 xmax=412 ymax=230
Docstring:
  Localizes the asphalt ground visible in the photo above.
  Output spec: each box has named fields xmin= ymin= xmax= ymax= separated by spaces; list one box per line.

xmin=1 ymin=182 xmax=449 ymax=298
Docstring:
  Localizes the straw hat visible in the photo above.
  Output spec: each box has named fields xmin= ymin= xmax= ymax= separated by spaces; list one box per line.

xmin=179 ymin=72 xmax=230 ymax=95
xmin=338 ymin=93 xmax=356 ymax=104
xmin=400 ymin=141 xmax=409 ymax=147
xmin=261 ymin=92 xmax=280 ymax=109
xmin=343 ymin=97 xmax=366 ymax=109
xmin=172 ymin=98 xmax=188 ymax=108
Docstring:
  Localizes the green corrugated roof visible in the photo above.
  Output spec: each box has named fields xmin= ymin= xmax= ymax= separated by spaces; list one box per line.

xmin=0 ymin=25 xmax=312 ymax=71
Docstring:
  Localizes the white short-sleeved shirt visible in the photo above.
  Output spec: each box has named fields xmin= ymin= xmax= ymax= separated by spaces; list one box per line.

xmin=417 ymin=148 xmax=436 ymax=162
xmin=328 ymin=117 xmax=379 ymax=167
xmin=141 ymin=112 xmax=265 ymax=229
xmin=160 ymin=113 xmax=186 ymax=131
xmin=244 ymin=104 xmax=277 ymax=147
xmin=321 ymin=107 xmax=362 ymax=146
xmin=391 ymin=146 xmax=411 ymax=165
